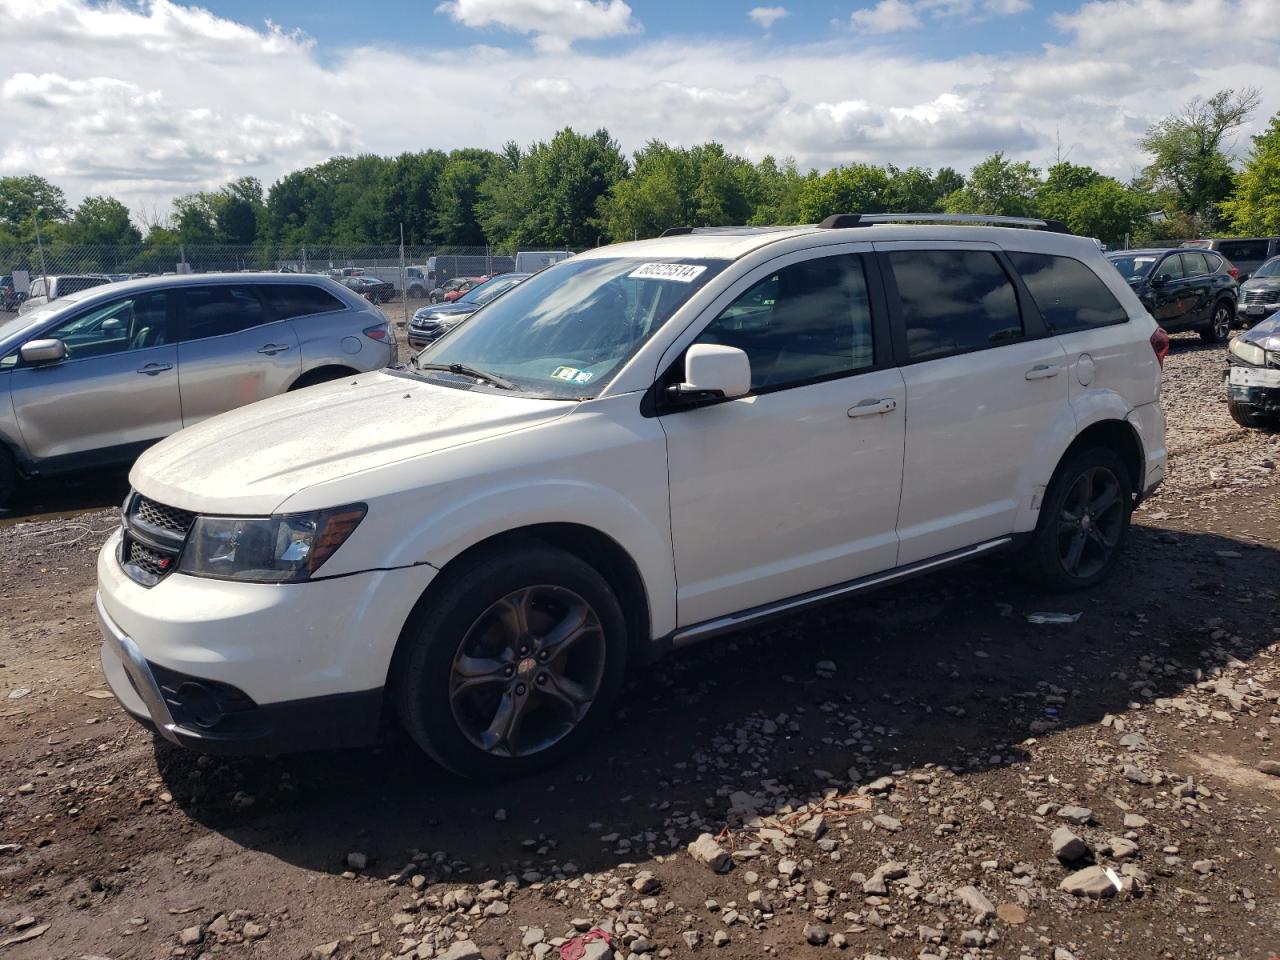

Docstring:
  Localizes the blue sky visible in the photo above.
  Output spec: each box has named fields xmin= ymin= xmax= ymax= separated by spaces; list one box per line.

xmin=1 ymin=0 xmax=1276 ymax=214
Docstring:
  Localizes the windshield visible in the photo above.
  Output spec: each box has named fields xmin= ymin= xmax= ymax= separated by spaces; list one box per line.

xmin=1253 ymin=257 xmax=1280 ymax=279
xmin=1108 ymin=255 xmax=1157 ymax=282
xmin=416 ymin=257 xmax=727 ymax=399
xmin=460 ymin=274 xmax=525 ymax=306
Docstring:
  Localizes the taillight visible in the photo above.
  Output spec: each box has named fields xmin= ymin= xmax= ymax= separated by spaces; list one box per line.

xmin=363 ymin=324 xmax=388 ymax=341
xmin=1227 ymin=265 xmax=1239 ymax=279
xmin=1150 ymin=327 xmax=1170 ymax=368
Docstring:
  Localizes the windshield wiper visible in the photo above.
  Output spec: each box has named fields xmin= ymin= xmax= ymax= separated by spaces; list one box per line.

xmin=415 ymin=362 xmax=516 ymax=390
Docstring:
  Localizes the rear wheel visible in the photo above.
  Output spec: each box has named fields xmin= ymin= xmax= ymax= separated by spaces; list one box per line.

xmin=1200 ymin=301 xmax=1233 ymax=343
xmin=393 ymin=542 xmax=628 ymax=779
xmin=1027 ymin=447 xmax=1132 ymax=591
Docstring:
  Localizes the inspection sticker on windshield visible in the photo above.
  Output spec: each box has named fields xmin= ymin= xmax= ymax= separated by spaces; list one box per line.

xmin=628 ymin=262 xmax=707 ymax=283
xmin=552 ymin=366 xmax=593 ymax=384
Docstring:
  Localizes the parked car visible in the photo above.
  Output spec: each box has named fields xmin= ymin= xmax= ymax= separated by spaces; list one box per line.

xmin=514 ymin=250 xmax=573 ymax=273
xmin=1106 ymin=248 xmax=1237 ymax=342
xmin=1182 ymin=237 xmax=1280 ymax=281
xmin=95 ymin=214 xmax=1166 ymax=777
xmin=1234 ymin=256 xmax=1280 ymax=328
xmin=443 ymin=277 xmax=488 ymax=302
xmin=407 ymin=273 xmax=531 ymax=348
xmin=428 ymin=277 xmax=477 ymax=304
xmin=1 ymin=276 xmax=23 ymax=312
xmin=18 ymin=274 xmax=113 ymax=314
xmin=340 ymin=276 xmax=395 ymax=303
xmin=0 ymin=274 xmax=395 ymax=505
xmin=405 ymin=266 xmax=434 ymax=299
xmin=1224 ymin=311 xmax=1280 ymax=429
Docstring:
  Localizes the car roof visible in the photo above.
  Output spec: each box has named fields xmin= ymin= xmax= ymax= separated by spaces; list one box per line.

xmin=1108 ymin=248 xmax=1180 ymax=256
xmin=573 ymin=222 xmax=1102 ymax=262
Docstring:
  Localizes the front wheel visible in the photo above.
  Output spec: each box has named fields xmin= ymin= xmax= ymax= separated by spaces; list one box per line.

xmin=1200 ymin=301 xmax=1233 ymax=343
xmin=393 ymin=542 xmax=628 ymax=779
xmin=1228 ymin=397 xmax=1279 ymax=431
xmin=1026 ymin=447 xmax=1132 ymax=591
xmin=0 ymin=447 xmax=16 ymax=508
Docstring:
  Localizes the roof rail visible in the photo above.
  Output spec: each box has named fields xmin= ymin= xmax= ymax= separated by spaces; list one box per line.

xmin=817 ymin=213 xmax=1072 ymax=234
xmin=657 ymin=225 xmax=806 ymax=238
xmin=659 ymin=226 xmax=695 ymax=237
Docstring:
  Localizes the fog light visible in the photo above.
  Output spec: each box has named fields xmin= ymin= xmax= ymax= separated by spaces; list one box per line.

xmin=176 ymin=682 xmax=224 ymax=728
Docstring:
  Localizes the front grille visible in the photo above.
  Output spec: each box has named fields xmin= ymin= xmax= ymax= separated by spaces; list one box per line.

xmin=127 ymin=540 xmax=176 ymax=578
xmin=134 ymin=495 xmax=196 ymax=536
xmin=120 ymin=492 xmax=195 ymax=587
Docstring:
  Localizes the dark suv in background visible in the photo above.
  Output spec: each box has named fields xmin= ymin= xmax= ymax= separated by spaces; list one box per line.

xmin=1107 ymin=248 xmax=1238 ymax=342
xmin=1183 ymin=237 xmax=1280 ymax=281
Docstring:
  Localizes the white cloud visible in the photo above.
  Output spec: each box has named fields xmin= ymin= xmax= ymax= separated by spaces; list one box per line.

xmin=1 ymin=0 xmax=1278 ymax=222
xmin=748 ymin=6 xmax=789 ymax=29
xmin=435 ymin=0 xmax=640 ymax=52
xmin=850 ymin=0 xmax=922 ymax=33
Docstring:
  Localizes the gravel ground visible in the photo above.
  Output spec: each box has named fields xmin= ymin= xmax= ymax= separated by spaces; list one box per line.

xmin=0 ymin=333 xmax=1278 ymax=960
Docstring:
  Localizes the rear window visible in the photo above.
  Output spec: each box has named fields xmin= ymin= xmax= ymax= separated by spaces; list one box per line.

xmin=886 ymin=249 xmax=1023 ymax=361
xmin=263 ymin=284 xmax=344 ymax=320
xmin=1218 ymin=240 xmax=1269 ymax=263
xmin=1180 ymin=252 xmax=1210 ymax=277
xmin=1007 ymin=252 xmax=1128 ymax=333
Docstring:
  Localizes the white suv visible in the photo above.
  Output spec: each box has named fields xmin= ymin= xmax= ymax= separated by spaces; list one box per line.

xmin=96 ymin=215 xmax=1168 ymax=778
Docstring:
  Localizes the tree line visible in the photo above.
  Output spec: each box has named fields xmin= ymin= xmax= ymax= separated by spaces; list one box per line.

xmin=1 ymin=87 xmax=1276 ymax=257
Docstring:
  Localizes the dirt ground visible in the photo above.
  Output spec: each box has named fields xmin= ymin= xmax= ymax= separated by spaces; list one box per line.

xmin=0 ymin=331 xmax=1277 ymax=960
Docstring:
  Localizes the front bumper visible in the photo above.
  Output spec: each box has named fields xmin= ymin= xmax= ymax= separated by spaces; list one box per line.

xmin=1237 ymin=302 xmax=1279 ymax=326
xmin=1224 ymin=360 xmax=1280 ymax=414
xmin=96 ymin=528 xmax=435 ymax=754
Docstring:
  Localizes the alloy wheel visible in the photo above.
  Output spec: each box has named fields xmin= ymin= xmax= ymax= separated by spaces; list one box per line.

xmin=1213 ymin=304 xmax=1231 ymax=341
xmin=1056 ymin=466 xmax=1124 ymax=580
xmin=448 ymin=585 xmax=607 ymax=758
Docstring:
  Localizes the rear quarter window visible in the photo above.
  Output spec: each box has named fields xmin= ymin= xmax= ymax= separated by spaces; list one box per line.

xmin=262 ymin=284 xmax=345 ymax=321
xmin=1008 ymin=252 xmax=1128 ymax=334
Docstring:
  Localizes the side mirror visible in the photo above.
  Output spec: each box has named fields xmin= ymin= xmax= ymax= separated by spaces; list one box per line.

xmin=1150 ymin=274 xmax=1169 ymax=286
xmin=668 ymin=344 xmax=751 ymax=405
xmin=19 ymin=338 xmax=67 ymax=366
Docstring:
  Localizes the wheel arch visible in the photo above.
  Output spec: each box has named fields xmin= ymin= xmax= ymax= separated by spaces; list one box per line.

xmin=384 ymin=522 xmax=655 ymax=694
xmin=288 ymin=364 xmax=360 ymax=391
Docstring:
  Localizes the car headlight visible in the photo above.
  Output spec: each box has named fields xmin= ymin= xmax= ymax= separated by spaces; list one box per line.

xmin=178 ymin=504 xmax=366 ymax=583
xmin=1230 ymin=338 xmax=1267 ymax=366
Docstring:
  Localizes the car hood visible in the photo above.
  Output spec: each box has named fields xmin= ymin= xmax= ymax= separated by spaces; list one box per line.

xmin=130 ymin=370 xmax=573 ymax=515
xmin=1239 ymin=312 xmax=1280 ymax=351
xmin=1240 ymin=277 xmax=1280 ymax=293
xmin=414 ymin=302 xmax=475 ymax=322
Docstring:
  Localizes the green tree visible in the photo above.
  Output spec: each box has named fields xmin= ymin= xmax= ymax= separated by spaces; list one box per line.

xmin=1221 ymin=112 xmax=1280 ymax=235
xmin=748 ymin=156 xmax=806 ymax=226
xmin=67 ymin=196 xmax=142 ymax=245
xmin=1139 ymin=87 xmax=1260 ymax=224
xmin=1036 ymin=162 xmax=1145 ymax=245
xmin=0 ymin=175 xmax=70 ymax=243
xmin=943 ymin=153 xmax=1041 ymax=217
xmin=796 ymin=163 xmax=892 ymax=221
xmin=479 ymin=128 xmax=628 ymax=248
xmin=435 ymin=149 xmax=501 ymax=246
xmin=212 ymin=176 xmax=264 ymax=245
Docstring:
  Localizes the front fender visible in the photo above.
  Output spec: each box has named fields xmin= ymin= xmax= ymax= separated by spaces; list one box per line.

xmin=404 ymin=479 xmax=677 ymax=638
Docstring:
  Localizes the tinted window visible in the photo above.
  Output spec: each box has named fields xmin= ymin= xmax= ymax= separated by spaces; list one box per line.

xmin=1179 ymin=252 xmax=1210 ymax=277
xmin=43 ymin=292 xmax=169 ymax=360
xmin=1202 ymin=253 xmax=1225 ymax=275
xmin=262 ymin=283 xmax=344 ymax=320
xmin=695 ymin=254 xmax=873 ymax=391
xmin=180 ymin=285 xmax=268 ymax=340
xmin=1219 ymin=240 xmax=1268 ymax=263
xmin=888 ymin=250 xmax=1022 ymax=361
xmin=1152 ymin=255 xmax=1184 ymax=282
xmin=1007 ymin=252 xmax=1128 ymax=333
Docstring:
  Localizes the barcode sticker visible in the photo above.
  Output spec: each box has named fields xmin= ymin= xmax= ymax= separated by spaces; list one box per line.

xmin=628 ymin=263 xmax=707 ymax=283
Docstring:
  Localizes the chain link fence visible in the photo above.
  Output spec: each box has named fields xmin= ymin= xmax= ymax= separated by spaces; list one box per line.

xmin=1 ymin=242 xmax=580 ymax=309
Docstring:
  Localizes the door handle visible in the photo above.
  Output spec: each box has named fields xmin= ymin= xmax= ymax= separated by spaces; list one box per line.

xmin=1025 ymin=364 xmax=1060 ymax=380
xmin=848 ymin=398 xmax=897 ymax=418
xmin=258 ymin=343 xmax=291 ymax=355
xmin=136 ymin=363 xmax=172 ymax=376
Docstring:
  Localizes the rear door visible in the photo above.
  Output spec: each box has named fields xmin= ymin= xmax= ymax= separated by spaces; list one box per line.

xmin=6 ymin=289 xmax=180 ymax=462
xmin=1178 ymin=252 xmax=1214 ymax=324
xmin=878 ymin=243 xmax=1069 ymax=564
xmin=174 ymin=283 xmax=301 ymax=427
xmin=1147 ymin=253 xmax=1191 ymax=328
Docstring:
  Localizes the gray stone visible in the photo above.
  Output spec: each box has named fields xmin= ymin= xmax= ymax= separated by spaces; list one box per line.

xmin=1192 ymin=859 xmax=1216 ymax=875
xmin=1051 ymin=826 xmax=1089 ymax=863
xmin=961 ymin=929 xmax=985 ymax=948
xmin=1059 ymin=866 xmax=1118 ymax=899
xmin=803 ymin=923 xmax=829 ymax=946
xmin=632 ymin=870 xmax=661 ymax=894
xmin=872 ymin=814 xmax=902 ymax=832
xmin=795 ymin=815 xmax=828 ymax=841
xmin=688 ymin=833 xmax=732 ymax=873
xmin=1258 ymin=760 xmax=1280 ymax=777
xmin=953 ymin=885 xmax=996 ymax=920
xmin=713 ymin=930 xmax=730 ymax=948
xmin=1107 ymin=837 xmax=1139 ymax=861
xmin=178 ymin=926 xmax=203 ymax=946
xmin=242 ymin=922 xmax=267 ymax=941
xmin=346 ymin=851 xmax=368 ymax=871
xmin=1056 ymin=805 xmax=1093 ymax=825
xmin=439 ymin=940 xmax=482 ymax=960
xmin=522 ymin=928 xmax=546 ymax=948
xmin=1123 ymin=813 xmax=1149 ymax=829
xmin=311 ymin=943 xmax=340 ymax=960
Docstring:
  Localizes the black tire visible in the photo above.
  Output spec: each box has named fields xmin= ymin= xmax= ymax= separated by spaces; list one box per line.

xmin=0 ymin=447 xmax=15 ymax=509
xmin=407 ymin=285 xmax=426 ymax=299
xmin=393 ymin=541 xmax=628 ymax=779
xmin=1026 ymin=447 xmax=1132 ymax=591
xmin=288 ymin=366 xmax=357 ymax=391
xmin=1228 ymin=397 xmax=1279 ymax=431
xmin=1200 ymin=301 xmax=1233 ymax=343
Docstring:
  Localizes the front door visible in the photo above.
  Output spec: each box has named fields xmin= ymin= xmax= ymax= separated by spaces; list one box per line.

xmin=660 ymin=247 xmax=906 ymax=627
xmin=174 ymin=284 xmax=301 ymax=427
xmin=6 ymin=289 xmax=180 ymax=464
xmin=877 ymin=244 xmax=1070 ymax=564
